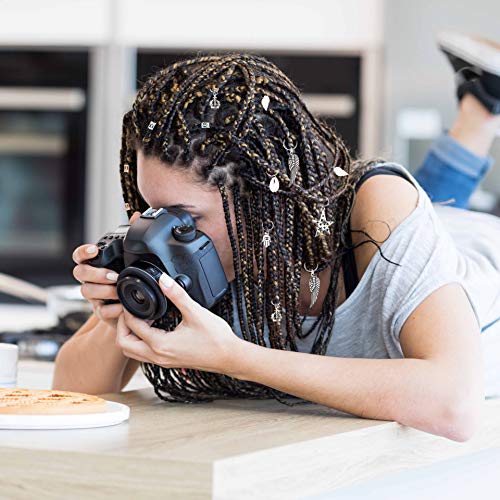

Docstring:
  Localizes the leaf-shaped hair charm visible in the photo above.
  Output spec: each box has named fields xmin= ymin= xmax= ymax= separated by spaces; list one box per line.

xmin=261 ymin=94 xmax=270 ymax=111
xmin=289 ymin=153 xmax=300 ymax=184
xmin=306 ymin=266 xmax=321 ymax=308
xmin=333 ymin=166 xmax=348 ymax=177
xmin=269 ymin=175 xmax=280 ymax=193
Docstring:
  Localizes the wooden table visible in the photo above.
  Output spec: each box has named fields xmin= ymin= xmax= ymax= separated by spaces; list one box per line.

xmin=2 ymin=388 xmax=500 ymax=499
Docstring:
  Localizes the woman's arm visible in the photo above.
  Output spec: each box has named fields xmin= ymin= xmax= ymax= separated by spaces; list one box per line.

xmin=229 ymin=280 xmax=484 ymax=442
xmin=54 ymin=211 xmax=144 ymax=394
xmin=230 ymin=175 xmax=484 ymax=441
xmin=52 ymin=314 xmax=139 ymax=394
xmin=116 ymin=267 xmax=483 ymax=442
xmin=114 ymin=175 xmax=484 ymax=442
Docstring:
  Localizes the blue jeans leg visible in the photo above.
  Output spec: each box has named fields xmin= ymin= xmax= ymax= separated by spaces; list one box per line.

xmin=413 ymin=133 xmax=494 ymax=209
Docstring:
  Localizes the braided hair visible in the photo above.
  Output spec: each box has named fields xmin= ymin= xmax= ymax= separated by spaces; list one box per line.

xmin=119 ymin=51 xmax=386 ymax=405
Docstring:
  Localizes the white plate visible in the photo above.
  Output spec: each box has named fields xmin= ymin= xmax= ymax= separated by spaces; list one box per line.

xmin=0 ymin=401 xmax=130 ymax=430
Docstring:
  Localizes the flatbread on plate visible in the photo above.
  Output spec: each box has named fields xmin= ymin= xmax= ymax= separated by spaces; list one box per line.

xmin=0 ymin=388 xmax=107 ymax=415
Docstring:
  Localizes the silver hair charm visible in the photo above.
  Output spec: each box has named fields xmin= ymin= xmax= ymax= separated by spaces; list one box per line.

xmin=209 ymin=87 xmax=221 ymax=109
xmin=312 ymin=203 xmax=333 ymax=237
xmin=271 ymin=300 xmax=282 ymax=323
xmin=261 ymin=222 xmax=274 ymax=248
xmin=283 ymin=139 xmax=299 ymax=184
xmin=269 ymin=174 xmax=280 ymax=193
xmin=201 ymin=121 xmax=211 ymax=128
xmin=304 ymin=264 xmax=320 ymax=308
xmin=261 ymin=94 xmax=270 ymax=111
xmin=148 ymin=121 xmax=157 ymax=130
xmin=333 ymin=166 xmax=349 ymax=177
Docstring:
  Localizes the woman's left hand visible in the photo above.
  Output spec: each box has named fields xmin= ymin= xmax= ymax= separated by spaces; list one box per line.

xmin=116 ymin=273 xmax=242 ymax=376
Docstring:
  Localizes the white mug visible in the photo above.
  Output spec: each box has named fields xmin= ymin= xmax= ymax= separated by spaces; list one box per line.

xmin=0 ymin=343 xmax=18 ymax=388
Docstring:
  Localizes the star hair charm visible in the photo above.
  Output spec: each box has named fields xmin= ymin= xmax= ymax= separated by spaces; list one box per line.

xmin=209 ymin=87 xmax=221 ymax=109
xmin=261 ymin=222 xmax=274 ymax=248
xmin=304 ymin=264 xmax=320 ymax=308
xmin=282 ymin=139 xmax=299 ymax=184
xmin=312 ymin=204 xmax=334 ymax=237
xmin=271 ymin=300 xmax=282 ymax=323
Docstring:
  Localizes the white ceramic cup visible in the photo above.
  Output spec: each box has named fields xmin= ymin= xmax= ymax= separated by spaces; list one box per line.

xmin=0 ymin=343 xmax=18 ymax=388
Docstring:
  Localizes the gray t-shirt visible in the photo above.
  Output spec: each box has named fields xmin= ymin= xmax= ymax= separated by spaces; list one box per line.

xmin=232 ymin=162 xmax=500 ymax=398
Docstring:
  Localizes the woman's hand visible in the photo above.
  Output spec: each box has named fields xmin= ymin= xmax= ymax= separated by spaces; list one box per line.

xmin=72 ymin=211 xmax=142 ymax=328
xmin=116 ymin=273 xmax=242 ymax=376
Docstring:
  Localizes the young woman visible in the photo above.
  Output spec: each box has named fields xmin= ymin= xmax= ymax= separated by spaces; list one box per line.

xmin=54 ymin=33 xmax=500 ymax=442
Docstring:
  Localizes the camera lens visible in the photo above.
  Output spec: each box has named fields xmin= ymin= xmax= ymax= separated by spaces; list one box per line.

xmin=131 ymin=289 xmax=146 ymax=305
xmin=116 ymin=263 xmax=167 ymax=320
xmin=118 ymin=278 xmax=158 ymax=319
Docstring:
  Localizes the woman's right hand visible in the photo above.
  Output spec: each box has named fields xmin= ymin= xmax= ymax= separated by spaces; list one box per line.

xmin=72 ymin=211 xmax=142 ymax=328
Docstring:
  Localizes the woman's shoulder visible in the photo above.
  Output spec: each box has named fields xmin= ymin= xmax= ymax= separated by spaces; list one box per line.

xmin=349 ymin=163 xmax=422 ymax=280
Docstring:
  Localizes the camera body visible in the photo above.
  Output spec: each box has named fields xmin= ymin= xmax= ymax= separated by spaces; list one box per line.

xmin=86 ymin=207 xmax=229 ymax=320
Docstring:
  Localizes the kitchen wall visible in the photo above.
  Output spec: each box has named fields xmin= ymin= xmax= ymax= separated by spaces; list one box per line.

xmin=0 ymin=0 xmax=385 ymax=246
xmin=3 ymin=0 xmax=500 ymax=292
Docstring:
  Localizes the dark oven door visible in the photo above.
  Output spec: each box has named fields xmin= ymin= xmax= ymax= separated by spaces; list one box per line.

xmin=0 ymin=50 xmax=88 ymax=300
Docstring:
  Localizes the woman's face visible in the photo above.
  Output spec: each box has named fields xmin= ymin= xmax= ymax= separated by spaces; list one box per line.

xmin=136 ymin=148 xmax=237 ymax=282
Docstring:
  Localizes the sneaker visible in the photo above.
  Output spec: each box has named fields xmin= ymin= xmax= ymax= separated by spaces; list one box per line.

xmin=438 ymin=32 xmax=500 ymax=114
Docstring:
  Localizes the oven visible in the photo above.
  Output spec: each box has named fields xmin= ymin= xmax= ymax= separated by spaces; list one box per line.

xmin=0 ymin=50 xmax=89 ymax=301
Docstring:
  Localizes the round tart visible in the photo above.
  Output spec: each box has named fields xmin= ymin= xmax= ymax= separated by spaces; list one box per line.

xmin=0 ymin=388 xmax=107 ymax=415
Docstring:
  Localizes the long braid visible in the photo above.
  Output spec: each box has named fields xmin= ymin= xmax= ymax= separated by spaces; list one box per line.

xmin=119 ymin=51 xmax=392 ymax=405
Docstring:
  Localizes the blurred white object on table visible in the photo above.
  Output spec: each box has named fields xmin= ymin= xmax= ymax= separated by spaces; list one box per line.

xmin=0 ymin=272 xmax=92 ymax=332
xmin=0 ymin=343 xmax=18 ymax=387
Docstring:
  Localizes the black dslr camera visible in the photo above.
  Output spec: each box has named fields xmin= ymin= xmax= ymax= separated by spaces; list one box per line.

xmin=85 ymin=207 xmax=228 ymax=320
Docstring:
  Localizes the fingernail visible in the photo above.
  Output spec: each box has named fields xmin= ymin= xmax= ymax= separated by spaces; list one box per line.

xmin=86 ymin=245 xmax=97 ymax=254
xmin=160 ymin=273 xmax=174 ymax=288
xmin=106 ymin=272 xmax=119 ymax=282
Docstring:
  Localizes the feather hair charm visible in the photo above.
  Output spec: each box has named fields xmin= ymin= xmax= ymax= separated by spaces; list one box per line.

xmin=282 ymin=139 xmax=299 ymax=184
xmin=304 ymin=264 xmax=320 ymax=308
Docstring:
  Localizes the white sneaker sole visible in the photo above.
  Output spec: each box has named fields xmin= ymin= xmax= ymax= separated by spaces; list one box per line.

xmin=437 ymin=31 xmax=500 ymax=77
